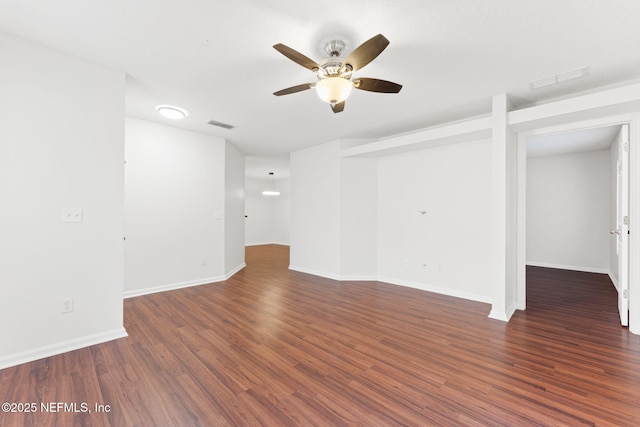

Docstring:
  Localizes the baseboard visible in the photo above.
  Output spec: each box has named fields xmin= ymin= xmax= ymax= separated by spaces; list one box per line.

xmin=225 ymin=263 xmax=246 ymax=279
xmin=609 ymin=272 xmax=620 ymax=291
xmin=288 ymin=267 xmax=492 ymax=304
xmin=124 ymin=263 xmax=246 ymax=299
xmin=339 ymin=275 xmax=378 ymax=281
xmin=377 ymin=276 xmax=492 ymax=304
xmin=288 ymin=265 xmax=342 ymax=281
xmin=287 ymin=266 xmax=376 ymax=282
xmin=488 ymin=303 xmax=516 ymax=322
xmin=0 ymin=327 xmax=128 ymax=370
xmin=245 ymin=242 xmax=290 ymax=247
xmin=526 ymin=261 xmax=609 ymax=275
xmin=124 ymin=275 xmax=227 ymax=299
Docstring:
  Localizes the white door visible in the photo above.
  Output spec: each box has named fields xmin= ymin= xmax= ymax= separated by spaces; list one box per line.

xmin=615 ymin=124 xmax=630 ymax=326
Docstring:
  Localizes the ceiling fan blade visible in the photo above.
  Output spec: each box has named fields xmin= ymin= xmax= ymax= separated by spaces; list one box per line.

xmin=354 ymin=78 xmax=403 ymax=93
xmin=331 ymin=101 xmax=345 ymax=113
xmin=273 ymin=43 xmax=320 ymax=71
xmin=273 ymin=83 xmax=313 ymax=96
xmin=343 ymin=34 xmax=390 ymax=72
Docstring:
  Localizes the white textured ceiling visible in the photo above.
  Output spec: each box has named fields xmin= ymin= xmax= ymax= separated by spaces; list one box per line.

xmin=1 ymin=0 xmax=639 ymax=166
xmin=245 ymin=156 xmax=291 ymax=180
xmin=527 ymin=125 xmax=621 ymax=158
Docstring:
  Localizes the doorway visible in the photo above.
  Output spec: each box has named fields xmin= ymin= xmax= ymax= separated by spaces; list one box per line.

xmin=517 ymin=122 xmax=630 ymax=328
xmin=244 ymin=157 xmax=291 ymax=251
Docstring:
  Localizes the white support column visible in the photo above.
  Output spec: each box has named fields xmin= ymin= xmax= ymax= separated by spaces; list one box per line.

xmin=516 ymin=132 xmax=528 ymax=311
xmin=489 ymin=94 xmax=518 ymax=321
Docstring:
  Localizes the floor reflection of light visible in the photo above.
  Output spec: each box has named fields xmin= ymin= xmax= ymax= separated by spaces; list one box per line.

xmin=252 ymin=287 xmax=285 ymax=342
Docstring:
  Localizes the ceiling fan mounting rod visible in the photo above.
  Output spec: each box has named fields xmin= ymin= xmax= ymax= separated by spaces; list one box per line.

xmin=324 ymin=39 xmax=345 ymax=57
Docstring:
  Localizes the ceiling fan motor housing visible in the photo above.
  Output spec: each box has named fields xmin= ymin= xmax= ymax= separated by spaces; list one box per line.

xmin=317 ymin=58 xmax=352 ymax=80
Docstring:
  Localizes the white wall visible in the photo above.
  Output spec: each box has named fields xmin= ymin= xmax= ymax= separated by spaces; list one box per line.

xmin=341 ymin=158 xmax=377 ymax=279
xmin=124 ymin=118 xmax=228 ymax=296
xmin=224 ymin=141 xmax=246 ymax=274
xmin=0 ymin=34 xmax=126 ymax=368
xmin=290 ymin=138 xmax=492 ymax=303
xmin=526 ymin=149 xmax=611 ymax=272
xmin=290 ymin=141 xmax=341 ymax=278
xmin=377 ymin=139 xmax=493 ymax=302
xmin=273 ymin=179 xmax=291 ymax=245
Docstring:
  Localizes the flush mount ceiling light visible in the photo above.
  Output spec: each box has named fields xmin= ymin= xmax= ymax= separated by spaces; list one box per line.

xmin=272 ymin=34 xmax=402 ymax=113
xmin=262 ymin=172 xmax=280 ymax=196
xmin=155 ymin=104 xmax=189 ymax=120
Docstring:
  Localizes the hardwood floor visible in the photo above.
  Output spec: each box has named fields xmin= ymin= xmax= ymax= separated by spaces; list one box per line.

xmin=1 ymin=245 xmax=639 ymax=426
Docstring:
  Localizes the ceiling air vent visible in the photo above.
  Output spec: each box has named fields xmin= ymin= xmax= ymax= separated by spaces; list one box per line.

xmin=529 ymin=67 xmax=588 ymax=90
xmin=207 ymin=119 xmax=234 ymax=130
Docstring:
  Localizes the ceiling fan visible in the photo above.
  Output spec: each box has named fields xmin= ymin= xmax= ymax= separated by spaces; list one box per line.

xmin=272 ymin=34 xmax=402 ymax=113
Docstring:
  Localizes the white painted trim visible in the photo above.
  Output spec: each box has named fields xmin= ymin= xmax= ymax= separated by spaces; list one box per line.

xmin=288 ymin=265 xmax=342 ymax=281
xmin=124 ymin=276 xmax=227 ymax=299
xmin=526 ymin=261 xmax=610 ymax=275
xmin=377 ymin=276 xmax=492 ymax=304
xmin=516 ymin=131 xmax=527 ymax=311
xmin=245 ymin=242 xmax=290 ymax=247
xmin=509 ymin=82 xmax=640 ymax=131
xmin=123 ymin=264 xmax=245 ymax=299
xmin=490 ymin=94 xmax=517 ymax=321
xmin=225 ymin=263 xmax=246 ymax=279
xmin=289 ymin=268 xmax=491 ymax=303
xmin=517 ymin=115 xmax=633 ymax=139
xmin=629 ymin=114 xmax=640 ymax=335
xmin=489 ymin=303 xmax=516 ymax=322
xmin=286 ymin=268 xmax=382 ymax=284
xmin=339 ymin=275 xmax=379 ymax=282
xmin=0 ymin=328 xmax=128 ymax=370
xmin=290 ymin=267 xmax=492 ymax=304
xmin=609 ymin=272 xmax=620 ymax=292
xmin=340 ymin=116 xmax=492 ymax=157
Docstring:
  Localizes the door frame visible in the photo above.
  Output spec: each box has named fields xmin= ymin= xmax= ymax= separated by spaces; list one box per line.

xmin=515 ymin=113 xmax=640 ymax=334
xmin=616 ymin=124 xmax=630 ymax=326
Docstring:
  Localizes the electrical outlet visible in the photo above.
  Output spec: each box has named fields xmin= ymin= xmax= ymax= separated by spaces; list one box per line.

xmin=403 ymin=259 xmax=409 ymax=266
xmin=62 ymin=297 xmax=73 ymax=313
xmin=62 ymin=208 xmax=83 ymax=223
xmin=201 ymin=258 xmax=208 ymax=266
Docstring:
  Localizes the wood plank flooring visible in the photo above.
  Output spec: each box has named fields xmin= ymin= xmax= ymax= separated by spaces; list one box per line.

xmin=1 ymin=245 xmax=640 ymax=426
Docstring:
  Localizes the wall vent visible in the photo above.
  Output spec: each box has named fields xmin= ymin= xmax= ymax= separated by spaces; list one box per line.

xmin=207 ymin=120 xmax=234 ymax=130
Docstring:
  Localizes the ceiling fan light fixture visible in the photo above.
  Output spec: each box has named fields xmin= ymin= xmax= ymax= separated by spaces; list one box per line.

xmin=273 ymin=34 xmax=400 ymax=113
xmin=316 ymin=77 xmax=353 ymax=105
xmin=155 ymin=104 xmax=189 ymax=120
